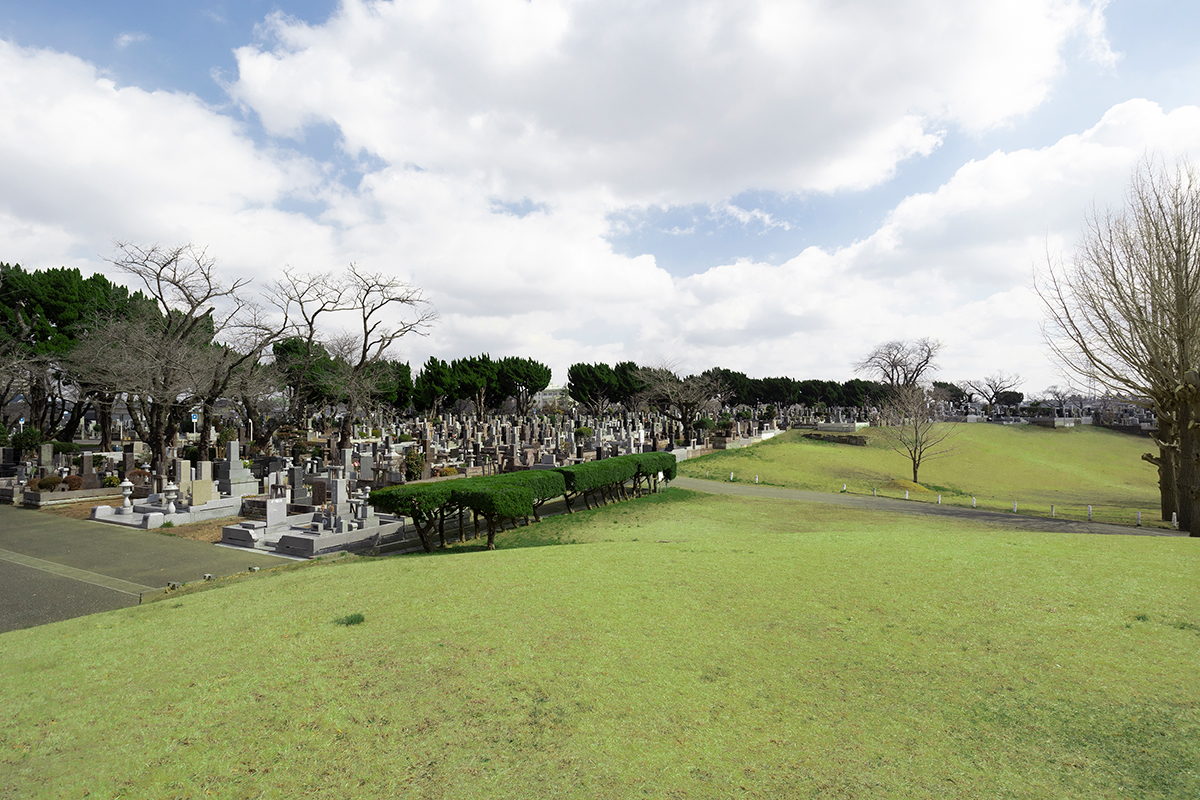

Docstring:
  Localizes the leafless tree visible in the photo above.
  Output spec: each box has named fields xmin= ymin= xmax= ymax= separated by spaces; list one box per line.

xmin=854 ymin=338 xmax=943 ymax=388
xmin=74 ymin=243 xmax=258 ymax=467
xmin=877 ymin=384 xmax=958 ymax=484
xmin=962 ymin=371 xmax=1024 ymax=410
xmin=271 ymin=265 xmax=436 ymax=455
xmin=637 ymin=363 xmax=721 ymax=443
xmin=1038 ymin=156 xmax=1200 ymax=531
xmin=267 ymin=270 xmax=352 ymax=427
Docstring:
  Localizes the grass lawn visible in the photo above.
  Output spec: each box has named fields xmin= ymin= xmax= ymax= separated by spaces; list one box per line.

xmin=681 ymin=425 xmax=1166 ymax=527
xmin=2 ymin=488 xmax=1197 ymax=798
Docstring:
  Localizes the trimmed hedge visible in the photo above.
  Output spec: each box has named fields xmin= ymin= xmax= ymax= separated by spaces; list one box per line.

xmin=451 ymin=482 xmax=534 ymax=522
xmin=630 ymin=451 xmax=677 ymax=481
xmin=367 ymin=451 xmax=677 ymax=550
xmin=556 ymin=457 xmax=637 ymax=493
xmin=370 ymin=482 xmax=454 ymax=522
xmin=556 ymin=452 xmax=676 ymax=492
xmin=486 ymin=469 xmax=567 ymax=502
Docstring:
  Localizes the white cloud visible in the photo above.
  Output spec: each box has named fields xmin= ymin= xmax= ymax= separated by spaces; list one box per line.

xmin=3 ymin=7 xmax=1195 ymax=398
xmin=229 ymin=0 xmax=1110 ymax=204
xmin=0 ymin=40 xmax=333 ymax=271
xmin=649 ymin=99 xmax=1200 ymax=388
xmin=114 ymin=32 xmax=149 ymax=50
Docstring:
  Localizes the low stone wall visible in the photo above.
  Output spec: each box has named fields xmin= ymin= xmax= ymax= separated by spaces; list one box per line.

xmin=19 ymin=487 xmax=124 ymax=508
xmin=803 ymin=433 xmax=868 ymax=447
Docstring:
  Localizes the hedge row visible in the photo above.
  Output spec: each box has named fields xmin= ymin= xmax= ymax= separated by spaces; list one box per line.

xmin=369 ymin=452 xmax=676 ymax=551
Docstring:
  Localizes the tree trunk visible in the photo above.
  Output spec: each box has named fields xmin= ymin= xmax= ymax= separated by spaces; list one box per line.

xmin=198 ymin=399 xmax=216 ymax=463
xmin=1146 ymin=422 xmax=1179 ymax=522
xmin=338 ymin=411 xmax=354 ymax=455
xmin=1176 ymin=407 xmax=1197 ymax=534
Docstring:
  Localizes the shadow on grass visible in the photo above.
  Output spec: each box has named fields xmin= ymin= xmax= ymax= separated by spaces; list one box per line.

xmin=392 ymin=486 xmax=704 ymax=556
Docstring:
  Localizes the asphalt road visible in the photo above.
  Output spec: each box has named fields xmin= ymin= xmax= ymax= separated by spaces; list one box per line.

xmin=673 ymin=476 xmax=1190 ymax=537
xmin=0 ymin=505 xmax=290 ymax=634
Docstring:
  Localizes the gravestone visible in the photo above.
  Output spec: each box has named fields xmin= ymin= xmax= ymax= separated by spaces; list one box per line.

xmin=190 ymin=479 xmax=214 ymax=506
xmin=216 ymin=441 xmax=257 ymax=498
xmin=265 ymin=497 xmax=288 ymax=527
xmin=328 ymin=478 xmax=351 ymax=516
xmin=172 ymin=458 xmax=192 ymax=497
xmin=38 ymin=443 xmax=53 ymax=467
xmin=80 ymin=451 xmax=101 ymax=490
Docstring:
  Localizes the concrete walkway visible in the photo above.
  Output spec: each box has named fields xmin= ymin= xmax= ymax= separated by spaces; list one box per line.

xmin=673 ymin=477 xmax=1190 ymax=538
xmin=0 ymin=505 xmax=290 ymax=634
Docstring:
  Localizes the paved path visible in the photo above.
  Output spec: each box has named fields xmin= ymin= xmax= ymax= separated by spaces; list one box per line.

xmin=673 ymin=477 xmax=1190 ymax=538
xmin=0 ymin=505 xmax=290 ymax=633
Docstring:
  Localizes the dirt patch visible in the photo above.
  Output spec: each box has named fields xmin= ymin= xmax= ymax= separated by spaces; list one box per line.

xmin=37 ymin=498 xmax=121 ymax=520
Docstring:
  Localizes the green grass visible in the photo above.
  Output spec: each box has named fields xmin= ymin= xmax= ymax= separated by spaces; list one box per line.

xmin=682 ymin=425 xmax=1167 ymax=526
xmin=2 ymin=488 xmax=1198 ymax=798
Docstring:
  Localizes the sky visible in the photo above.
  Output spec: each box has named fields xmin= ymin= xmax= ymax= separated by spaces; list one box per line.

xmin=3 ymin=0 xmax=1200 ymax=395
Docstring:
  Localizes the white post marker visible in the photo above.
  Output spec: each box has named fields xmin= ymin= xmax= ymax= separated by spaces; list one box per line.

xmin=972 ymin=496 xmax=976 ymax=508
xmin=905 ymin=490 xmax=909 ymax=500
xmin=1088 ymin=505 xmax=1093 ymax=521
xmin=730 ymin=472 xmax=734 ymax=481
xmin=1013 ymin=501 xmax=1017 ymax=513
xmin=842 ymin=483 xmax=846 ymax=491
xmin=1137 ymin=511 xmax=1142 ymax=526
xmin=756 ymin=475 xmax=759 ymax=484
xmin=1173 ymin=511 xmax=1179 ymax=529
xmin=1051 ymin=505 xmax=1055 ymax=517
xmin=937 ymin=495 xmax=941 ymax=504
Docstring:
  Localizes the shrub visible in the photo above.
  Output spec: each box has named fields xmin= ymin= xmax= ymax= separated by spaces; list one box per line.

xmin=182 ymin=446 xmax=200 ymax=462
xmin=336 ymin=613 xmax=365 ymax=626
xmin=370 ymin=482 xmax=454 ymax=552
xmin=574 ymin=426 xmax=593 ymax=439
xmin=11 ymin=429 xmax=45 ymax=459
xmin=53 ymin=441 xmax=80 ymax=454
xmin=404 ymin=449 xmax=425 ymax=481
xmin=215 ymin=425 xmax=237 ymax=452
xmin=437 ymin=466 xmax=459 ymax=477
xmin=694 ymin=418 xmax=714 ymax=430
xmin=396 ymin=434 xmax=414 ymax=443
xmin=65 ymin=475 xmax=83 ymax=491
xmin=102 ymin=475 xmax=121 ymax=488
xmin=37 ymin=475 xmax=62 ymax=492
xmin=631 ymin=451 xmax=677 ymax=482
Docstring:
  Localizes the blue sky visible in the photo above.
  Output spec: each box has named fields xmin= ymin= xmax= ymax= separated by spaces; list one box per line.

xmin=1 ymin=1 xmax=1199 ymax=391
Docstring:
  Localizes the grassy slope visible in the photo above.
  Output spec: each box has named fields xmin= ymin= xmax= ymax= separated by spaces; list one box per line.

xmin=681 ymin=425 xmax=1163 ymax=524
xmin=3 ymin=489 xmax=1198 ymax=799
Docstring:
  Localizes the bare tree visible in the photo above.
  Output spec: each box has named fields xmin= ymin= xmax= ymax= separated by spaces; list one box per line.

xmin=855 ymin=338 xmax=943 ymax=388
xmin=637 ymin=363 xmax=720 ymax=443
xmin=962 ymin=371 xmax=1024 ymax=411
xmin=1038 ymin=157 xmax=1200 ymax=532
xmin=75 ymin=243 xmax=256 ymax=467
xmin=268 ymin=270 xmax=352 ymax=427
xmin=878 ymin=384 xmax=958 ymax=484
xmin=272 ymin=266 xmax=436 ymax=455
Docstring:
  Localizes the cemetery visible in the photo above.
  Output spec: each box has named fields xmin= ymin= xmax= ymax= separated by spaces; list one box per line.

xmin=0 ymin=257 xmax=1195 ymax=799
